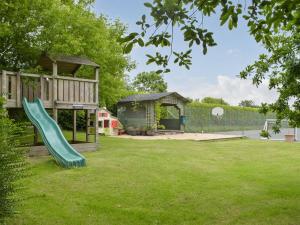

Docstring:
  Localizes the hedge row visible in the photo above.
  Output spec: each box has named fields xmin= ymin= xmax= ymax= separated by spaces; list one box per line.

xmin=184 ymin=103 xmax=275 ymax=132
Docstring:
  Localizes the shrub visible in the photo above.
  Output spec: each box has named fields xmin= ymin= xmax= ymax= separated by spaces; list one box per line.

xmin=260 ymin=130 xmax=271 ymax=139
xmin=185 ymin=102 xmax=276 ymax=132
xmin=58 ymin=110 xmax=86 ymax=131
xmin=0 ymin=97 xmax=27 ymax=223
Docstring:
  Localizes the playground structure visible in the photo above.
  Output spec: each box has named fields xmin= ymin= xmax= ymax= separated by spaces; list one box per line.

xmin=263 ymin=119 xmax=298 ymax=142
xmin=0 ymin=54 xmax=100 ymax=165
xmin=23 ymin=98 xmax=86 ymax=167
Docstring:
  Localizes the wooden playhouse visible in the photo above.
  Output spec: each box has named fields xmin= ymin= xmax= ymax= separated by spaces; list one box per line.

xmin=98 ymin=107 xmax=120 ymax=136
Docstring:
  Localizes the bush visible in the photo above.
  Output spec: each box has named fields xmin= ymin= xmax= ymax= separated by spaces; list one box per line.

xmin=0 ymin=97 xmax=27 ymax=223
xmin=260 ymin=130 xmax=271 ymax=139
xmin=184 ymin=102 xmax=276 ymax=132
xmin=58 ymin=110 xmax=86 ymax=131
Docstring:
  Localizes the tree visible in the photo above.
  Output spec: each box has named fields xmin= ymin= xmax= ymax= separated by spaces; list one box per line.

xmin=241 ymin=32 xmax=300 ymax=129
xmin=201 ymin=97 xmax=229 ymax=105
xmin=239 ymin=100 xmax=258 ymax=108
xmin=0 ymin=97 xmax=27 ymax=222
xmin=120 ymin=0 xmax=299 ymax=127
xmin=132 ymin=71 xmax=168 ymax=93
xmin=0 ymin=0 xmax=134 ymax=109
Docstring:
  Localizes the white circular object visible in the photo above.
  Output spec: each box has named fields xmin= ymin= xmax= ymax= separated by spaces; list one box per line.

xmin=212 ymin=107 xmax=224 ymax=117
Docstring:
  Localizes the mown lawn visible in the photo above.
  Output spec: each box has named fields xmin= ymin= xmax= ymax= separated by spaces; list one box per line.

xmin=19 ymin=127 xmax=87 ymax=145
xmin=8 ymin=137 xmax=300 ymax=225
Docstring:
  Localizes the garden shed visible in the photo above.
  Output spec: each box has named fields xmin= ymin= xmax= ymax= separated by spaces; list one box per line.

xmin=117 ymin=92 xmax=188 ymax=134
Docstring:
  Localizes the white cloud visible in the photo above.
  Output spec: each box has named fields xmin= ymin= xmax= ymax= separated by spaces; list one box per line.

xmin=167 ymin=75 xmax=278 ymax=106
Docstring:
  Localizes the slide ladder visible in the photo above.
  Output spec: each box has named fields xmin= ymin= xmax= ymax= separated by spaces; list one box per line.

xmin=23 ymin=98 xmax=86 ymax=168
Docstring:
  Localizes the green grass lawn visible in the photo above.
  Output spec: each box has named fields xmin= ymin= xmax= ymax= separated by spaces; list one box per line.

xmin=19 ymin=127 xmax=87 ymax=145
xmin=8 ymin=138 xmax=300 ymax=225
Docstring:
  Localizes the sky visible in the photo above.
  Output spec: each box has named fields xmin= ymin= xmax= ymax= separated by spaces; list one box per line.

xmin=93 ymin=0 xmax=277 ymax=105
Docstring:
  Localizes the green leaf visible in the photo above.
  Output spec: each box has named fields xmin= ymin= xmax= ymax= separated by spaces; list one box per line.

xmin=137 ymin=38 xmax=144 ymax=47
xmin=220 ymin=12 xmax=230 ymax=26
xmin=119 ymin=33 xmax=139 ymax=43
xmin=144 ymin=2 xmax=152 ymax=8
xmin=146 ymin=58 xmax=155 ymax=64
xmin=124 ymin=42 xmax=134 ymax=54
xmin=228 ymin=18 xmax=233 ymax=30
xmin=203 ymin=45 xmax=207 ymax=55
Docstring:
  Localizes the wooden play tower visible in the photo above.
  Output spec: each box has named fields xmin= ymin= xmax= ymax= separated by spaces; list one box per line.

xmin=0 ymin=54 xmax=100 ymax=155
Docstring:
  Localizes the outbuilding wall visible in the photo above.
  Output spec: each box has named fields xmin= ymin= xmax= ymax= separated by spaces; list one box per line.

xmin=117 ymin=93 xmax=187 ymax=132
xmin=117 ymin=102 xmax=150 ymax=129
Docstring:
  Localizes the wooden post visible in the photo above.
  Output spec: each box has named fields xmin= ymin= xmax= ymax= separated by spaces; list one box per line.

xmin=179 ymin=105 xmax=185 ymax=131
xmin=40 ymin=75 xmax=44 ymax=101
xmin=1 ymin=70 xmax=7 ymax=104
xmin=86 ymin=110 xmax=90 ymax=142
xmin=73 ymin=110 xmax=77 ymax=142
xmin=34 ymin=126 xmax=38 ymax=145
xmin=95 ymin=67 xmax=99 ymax=104
xmin=94 ymin=68 xmax=99 ymax=144
xmin=16 ymin=72 xmax=21 ymax=107
xmin=94 ymin=109 xmax=98 ymax=143
xmin=52 ymin=62 xmax=58 ymax=121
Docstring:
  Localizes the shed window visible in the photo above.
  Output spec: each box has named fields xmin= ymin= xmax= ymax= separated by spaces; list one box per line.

xmin=99 ymin=112 xmax=108 ymax=118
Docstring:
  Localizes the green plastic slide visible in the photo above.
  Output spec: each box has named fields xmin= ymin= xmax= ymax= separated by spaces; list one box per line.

xmin=23 ymin=98 xmax=86 ymax=168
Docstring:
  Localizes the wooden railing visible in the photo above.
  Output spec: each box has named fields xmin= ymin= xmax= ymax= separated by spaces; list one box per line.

xmin=0 ymin=70 xmax=98 ymax=109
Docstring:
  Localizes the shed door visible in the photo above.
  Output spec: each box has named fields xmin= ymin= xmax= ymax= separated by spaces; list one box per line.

xmin=104 ymin=120 xmax=109 ymax=128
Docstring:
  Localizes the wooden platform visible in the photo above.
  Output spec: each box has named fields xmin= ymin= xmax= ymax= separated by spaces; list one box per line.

xmin=29 ymin=143 xmax=98 ymax=157
xmin=0 ymin=71 xmax=98 ymax=110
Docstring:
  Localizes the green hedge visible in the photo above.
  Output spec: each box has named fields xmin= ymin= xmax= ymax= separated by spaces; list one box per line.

xmin=184 ymin=103 xmax=275 ymax=132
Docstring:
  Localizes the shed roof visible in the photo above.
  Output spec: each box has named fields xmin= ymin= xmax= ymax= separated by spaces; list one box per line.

xmin=118 ymin=92 xmax=189 ymax=103
xmin=37 ymin=54 xmax=99 ymax=74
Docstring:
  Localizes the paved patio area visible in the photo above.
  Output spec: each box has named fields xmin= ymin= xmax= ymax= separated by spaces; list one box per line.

xmin=114 ymin=133 xmax=243 ymax=141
